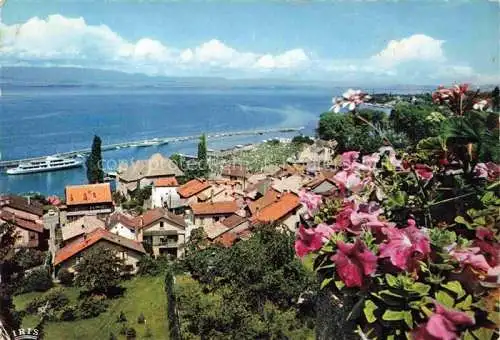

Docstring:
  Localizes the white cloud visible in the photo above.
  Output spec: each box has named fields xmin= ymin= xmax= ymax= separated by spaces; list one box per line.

xmin=0 ymin=15 xmax=486 ymax=83
xmin=255 ymin=49 xmax=309 ymax=69
xmin=0 ymin=15 xmax=308 ymax=73
xmin=371 ymin=34 xmax=445 ymax=67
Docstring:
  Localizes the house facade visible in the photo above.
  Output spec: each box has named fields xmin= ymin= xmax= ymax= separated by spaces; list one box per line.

xmin=62 ymin=183 xmax=114 ymax=223
xmin=61 ymin=215 xmax=106 ymax=246
xmin=53 ymin=228 xmax=146 ymax=274
xmin=0 ymin=195 xmax=46 ymax=249
xmin=107 ymin=212 xmax=141 ymax=240
xmin=116 ymin=153 xmax=184 ymax=198
xmin=139 ymin=208 xmax=188 ymax=259
xmin=189 ymin=201 xmax=240 ymax=227
xmin=151 ymin=177 xmax=179 ymax=209
xmin=250 ymin=192 xmax=303 ymax=232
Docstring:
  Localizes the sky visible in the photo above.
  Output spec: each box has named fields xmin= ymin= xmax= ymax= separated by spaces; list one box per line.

xmin=1 ymin=0 xmax=499 ymax=85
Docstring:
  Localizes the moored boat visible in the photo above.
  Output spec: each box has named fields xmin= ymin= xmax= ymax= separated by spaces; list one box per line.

xmin=6 ymin=156 xmax=84 ymax=175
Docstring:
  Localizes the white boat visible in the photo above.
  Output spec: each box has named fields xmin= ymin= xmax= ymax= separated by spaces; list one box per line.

xmin=6 ymin=156 xmax=84 ymax=175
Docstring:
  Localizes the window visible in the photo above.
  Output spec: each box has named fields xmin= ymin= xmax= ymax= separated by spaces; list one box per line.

xmin=121 ymin=251 xmax=128 ymax=260
xmin=167 ymin=235 xmax=178 ymax=243
xmin=159 ymin=221 xmax=164 ymax=228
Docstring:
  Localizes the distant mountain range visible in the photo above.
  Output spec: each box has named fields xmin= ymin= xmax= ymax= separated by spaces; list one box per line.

xmin=1 ymin=66 xmax=440 ymax=93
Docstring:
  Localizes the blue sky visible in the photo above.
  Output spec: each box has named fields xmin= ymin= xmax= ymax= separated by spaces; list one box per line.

xmin=1 ymin=0 xmax=499 ymax=84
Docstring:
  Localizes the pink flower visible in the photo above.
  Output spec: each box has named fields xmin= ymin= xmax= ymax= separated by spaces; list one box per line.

xmin=362 ymin=153 xmax=380 ymax=170
xmin=450 ymin=246 xmax=491 ymax=273
xmin=415 ymin=164 xmax=433 ymax=181
xmin=412 ymin=303 xmax=474 ymax=340
xmin=476 ymin=227 xmax=495 ymax=241
xmin=473 ymin=228 xmax=499 ymax=267
xmin=331 ymin=239 xmax=377 ymax=287
xmin=294 ymin=224 xmax=334 ymax=258
xmin=333 ymin=202 xmax=355 ymax=232
xmin=472 ymin=99 xmax=489 ymax=111
xmin=298 ymin=190 xmax=322 ymax=216
xmin=473 ymin=162 xmax=499 ymax=181
xmin=329 ymin=89 xmax=371 ymax=113
xmin=379 ymin=220 xmax=431 ymax=271
xmin=333 ymin=170 xmax=363 ymax=192
xmin=341 ymin=151 xmax=360 ymax=169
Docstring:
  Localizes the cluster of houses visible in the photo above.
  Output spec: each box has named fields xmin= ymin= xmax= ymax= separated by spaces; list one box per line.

xmin=0 ymin=142 xmax=336 ymax=278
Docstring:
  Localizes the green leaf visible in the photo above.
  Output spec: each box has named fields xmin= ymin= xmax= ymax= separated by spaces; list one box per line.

xmin=472 ymin=328 xmax=494 ymax=340
xmin=473 ymin=216 xmax=486 ymax=226
xmin=435 ymin=291 xmax=455 ymax=308
xmin=454 ymin=216 xmax=471 ymax=228
xmin=348 ymin=296 xmax=365 ymax=321
xmin=421 ymin=305 xmax=433 ymax=317
xmin=463 ymin=330 xmax=475 ymax=340
xmin=455 ymin=295 xmax=472 ymax=310
xmin=411 ymin=282 xmax=431 ymax=296
xmin=334 ymin=280 xmax=345 ymax=290
xmin=403 ymin=311 xmax=413 ymax=328
xmin=441 ymin=281 xmax=465 ymax=299
xmin=320 ymin=277 xmax=333 ymax=290
xmin=385 ymin=274 xmax=399 ymax=288
xmin=382 ymin=310 xmax=405 ymax=321
xmin=363 ymin=300 xmax=378 ymax=324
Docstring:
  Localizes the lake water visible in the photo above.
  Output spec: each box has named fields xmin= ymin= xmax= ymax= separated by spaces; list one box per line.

xmin=0 ymin=83 xmax=332 ymax=196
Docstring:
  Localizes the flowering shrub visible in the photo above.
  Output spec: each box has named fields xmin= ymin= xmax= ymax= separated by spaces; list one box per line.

xmin=305 ymin=85 xmax=499 ymax=339
xmin=296 ymin=146 xmax=499 ymax=339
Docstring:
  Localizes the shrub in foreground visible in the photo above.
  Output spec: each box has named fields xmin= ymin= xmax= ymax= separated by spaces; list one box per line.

xmin=20 ymin=268 xmax=53 ymax=293
xmin=57 ymin=268 xmax=74 ymax=286
xmin=78 ymin=295 xmax=108 ymax=319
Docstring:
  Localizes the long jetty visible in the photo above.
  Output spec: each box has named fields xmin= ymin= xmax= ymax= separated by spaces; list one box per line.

xmin=0 ymin=126 xmax=304 ymax=168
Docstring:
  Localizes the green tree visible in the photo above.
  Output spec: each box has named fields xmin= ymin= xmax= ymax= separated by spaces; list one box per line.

xmin=317 ymin=111 xmax=389 ymax=153
xmin=0 ymin=222 xmax=22 ymax=337
xmin=74 ymin=245 xmax=124 ymax=294
xmin=86 ymin=135 xmax=104 ymax=184
xmin=180 ymin=226 xmax=315 ymax=338
xmin=391 ymin=103 xmax=440 ymax=143
xmin=492 ymin=86 xmax=500 ymax=112
xmin=197 ymin=133 xmax=209 ymax=178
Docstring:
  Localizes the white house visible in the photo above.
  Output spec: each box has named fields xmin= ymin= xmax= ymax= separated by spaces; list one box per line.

xmin=107 ymin=212 xmax=141 ymax=240
xmin=152 ymin=177 xmax=179 ymax=209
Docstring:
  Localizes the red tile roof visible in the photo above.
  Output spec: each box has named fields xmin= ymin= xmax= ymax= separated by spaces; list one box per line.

xmin=0 ymin=211 xmax=44 ymax=233
xmin=251 ymin=192 xmax=300 ymax=223
xmin=65 ymin=183 xmax=112 ymax=206
xmin=190 ymin=201 xmax=239 ymax=216
xmin=54 ymin=228 xmax=146 ymax=266
xmin=177 ymin=179 xmax=210 ymax=198
xmin=0 ymin=195 xmax=44 ymax=216
xmin=215 ymin=232 xmax=237 ymax=247
xmin=141 ymin=208 xmax=187 ymax=229
xmin=154 ymin=177 xmax=179 ymax=187
xmin=248 ymin=189 xmax=280 ymax=215
xmin=221 ymin=214 xmax=247 ymax=229
xmin=107 ymin=212 xmax=141 ymax=230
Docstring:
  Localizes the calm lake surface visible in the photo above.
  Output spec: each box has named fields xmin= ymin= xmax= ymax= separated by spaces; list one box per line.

xmin=0 ymin=83 xmax=332 ymax=196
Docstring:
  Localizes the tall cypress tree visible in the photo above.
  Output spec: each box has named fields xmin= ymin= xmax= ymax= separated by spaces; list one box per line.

xmin=197 ymin=133 xmax=208 ymax=178
xmin=492 ymin=86 xmax=499 ymax=112
xmin=86 ymin=135 xmax=104 ymax=184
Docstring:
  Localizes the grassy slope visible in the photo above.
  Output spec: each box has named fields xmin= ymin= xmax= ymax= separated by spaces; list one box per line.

xmin=14 ymin=275 xmax=167 ymax=340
